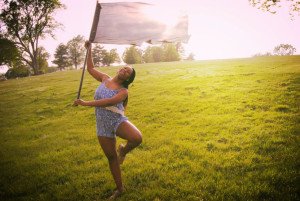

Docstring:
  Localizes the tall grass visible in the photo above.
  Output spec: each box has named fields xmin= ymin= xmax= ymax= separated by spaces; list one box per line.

xmin=0 ymin=56 xmax=299 ymax=200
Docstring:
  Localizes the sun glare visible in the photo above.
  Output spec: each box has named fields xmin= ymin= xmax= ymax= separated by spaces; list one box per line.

xmin=142 ymin=4 xmax=187 ymax=31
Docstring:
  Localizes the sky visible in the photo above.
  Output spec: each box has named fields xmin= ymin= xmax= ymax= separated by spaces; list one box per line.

xmin=1 ymin=0 xmax=300 ymax=72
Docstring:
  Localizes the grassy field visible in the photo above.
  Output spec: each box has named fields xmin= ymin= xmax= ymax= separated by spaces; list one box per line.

xmin=0 ymin=56 xmax=299 ymax=201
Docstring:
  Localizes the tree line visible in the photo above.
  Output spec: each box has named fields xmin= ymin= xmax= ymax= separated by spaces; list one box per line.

xmin=53 ymin=36 xmax=194 ymax=70
xmin=253 ymin=44 xmax=297 ymax=57
xmin=124 ymin=43 xmax=194 ymax=64
xmin=1 ymin=31 xmax=193 ymax=79
xmin=0 ymin=0 xmax=192 ymax=79
xmin=1 ymin=0 xmax=299 ymax=79
xmin=53 ymin=35 xmax=121 ymax=71
xmin=0 ymin=0 xmax=64 ymax=78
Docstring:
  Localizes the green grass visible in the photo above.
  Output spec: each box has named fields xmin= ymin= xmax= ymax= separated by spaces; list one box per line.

xmin=0 ymin=55 xmax=299 ymax=201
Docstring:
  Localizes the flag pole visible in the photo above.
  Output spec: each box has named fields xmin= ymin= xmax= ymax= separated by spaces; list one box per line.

xmin=76 ymin=46 xmax=89 ymax=100
xmin=73 ymin=0 xmax=101 ymax=106
xmin=72 ymin=46 xmax=89 ymax=106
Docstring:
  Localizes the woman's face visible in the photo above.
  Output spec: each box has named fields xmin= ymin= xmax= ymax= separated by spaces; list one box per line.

xmin=118 ymin=66 xmax=133 ymax=81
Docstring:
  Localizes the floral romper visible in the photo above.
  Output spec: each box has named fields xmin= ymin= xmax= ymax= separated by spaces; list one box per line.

xmin=94 ymin=80 xmax=128 ymax=138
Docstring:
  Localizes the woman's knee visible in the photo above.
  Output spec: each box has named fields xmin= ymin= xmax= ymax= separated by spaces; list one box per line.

xmin=133 ymin=131 xmax=142 ymax=145
xmin=105 ymin=152 xmax=118 ymax=162
xmin=98 ymin=136 xmax=118 ymax=162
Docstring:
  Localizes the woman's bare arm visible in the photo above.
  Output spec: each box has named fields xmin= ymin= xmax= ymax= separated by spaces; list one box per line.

xmin=74 ymin=89 xmax=128 ymax=107
xmin=85 ymin=41 xmax=110 ymax=82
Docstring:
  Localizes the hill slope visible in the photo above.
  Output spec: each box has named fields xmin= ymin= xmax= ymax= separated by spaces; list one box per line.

xmin=0 ymin=56 xmax=299 ymax=200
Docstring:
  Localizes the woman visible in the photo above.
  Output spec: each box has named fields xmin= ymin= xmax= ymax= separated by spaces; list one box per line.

xmin=73 ymin=41 xmax=142 ymax=199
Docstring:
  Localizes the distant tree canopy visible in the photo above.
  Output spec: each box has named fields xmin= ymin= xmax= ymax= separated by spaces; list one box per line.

xmin=163 ymin=44 xmax=181 ymax=62
xmin=91 ymin=45 xmax=120 ymax=67
xmin=67 ymin=35 xmax=85 ymax=70
xmin=152 ymin=46 xmax=165 ymax=62
xmin=143 ymin=46 xmax=164 ymax=63
xmin=0 ymin=37 xmax=21 ymax=66
xmin=175 ymin=42 xmax=185 ymax=59
xmin=5 ymin=59 xmax=29 ymax=79
xmin=53 ymin=43 xmax=70 ymax=71
xmin=137 ymin=43 xmax=182 ymax=64
xmin=0 ymin=0 xmax=64 ymax=75
xmin=253 ymin=44 xmax=296 ymax=57
xmin=253 ymin=52 xmax=273 ymax=57
xmin=123 ymin=46 xmax=143 ymax=64
xmin=186 ymin=53 xmax=195 ymax=61
xmin=102 ymin=49 xmax=120 ymax=66
xmin=36 ymin=46 xmax=50 ymax=73
xmin=52 ymin=42 xmax=121 ymax=69
xmin=273 ymin=44 xmax=296 ymax=56
xmin=249 ymin=0 xmax=300 ymax=18
xmin=143 ymin=47 xmax=155 ymax=63
xmin=92 ymin=44 xmax=105 ymax=67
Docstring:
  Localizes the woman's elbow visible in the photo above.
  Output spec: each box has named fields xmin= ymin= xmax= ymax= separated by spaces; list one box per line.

xmin=105 ymin=101 xmax=115 ymax=107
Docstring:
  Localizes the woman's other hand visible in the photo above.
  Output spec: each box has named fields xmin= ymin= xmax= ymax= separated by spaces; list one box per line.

xmin=73 ymin=99 xmax=87 ymax=106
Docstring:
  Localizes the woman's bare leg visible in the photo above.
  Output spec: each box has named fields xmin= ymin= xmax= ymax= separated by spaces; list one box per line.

xmin=116 ymin=121 xmax=142 ymax=164
xmin=97 ymin=136 xmax=125 ymax=199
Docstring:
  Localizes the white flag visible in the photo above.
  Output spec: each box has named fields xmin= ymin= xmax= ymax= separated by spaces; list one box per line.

xmin=89 ymin=2 xmax=190 ymax=45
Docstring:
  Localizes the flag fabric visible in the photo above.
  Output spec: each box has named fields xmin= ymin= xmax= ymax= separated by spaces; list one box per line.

xmin=89 ymin=2 xmax=189 ymax=45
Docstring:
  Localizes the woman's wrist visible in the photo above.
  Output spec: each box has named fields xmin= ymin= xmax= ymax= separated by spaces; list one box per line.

xmin=84 ymin=101 xmax=91 ymax=106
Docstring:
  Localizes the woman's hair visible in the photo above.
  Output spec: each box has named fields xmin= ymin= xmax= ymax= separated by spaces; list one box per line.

xmin=122 ymin=68 xmax=136 ymax=109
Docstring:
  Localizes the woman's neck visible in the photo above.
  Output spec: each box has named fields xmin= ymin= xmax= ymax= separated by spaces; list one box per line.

xmin=110 ymin=76 xmax=124 ymax=88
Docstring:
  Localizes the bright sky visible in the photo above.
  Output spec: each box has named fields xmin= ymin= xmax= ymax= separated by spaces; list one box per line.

xmin=36 ymin=0 xmax=300 ymax=66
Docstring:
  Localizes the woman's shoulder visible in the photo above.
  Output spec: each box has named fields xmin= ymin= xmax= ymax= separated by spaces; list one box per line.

xmin=102 ymin=77 xmax=111 ymax=83
xmin=119 ymin=88 xmax=128 ymax=92
xmin=117 ymin=88 xmax=128 ymax=96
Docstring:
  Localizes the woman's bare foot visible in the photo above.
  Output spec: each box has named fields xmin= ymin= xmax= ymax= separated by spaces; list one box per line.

xmin=117 ymin=144 xmax=126 ymax=165
xmin=109 ymin=187 xmax=125 ymax=199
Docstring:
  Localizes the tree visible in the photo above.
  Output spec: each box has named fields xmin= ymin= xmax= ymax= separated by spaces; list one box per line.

xmin=162 ymin=44 xmax=180 ymax=62
xmin=123 ymin=46 xmax=143 ymax=64
xmin=36 ymin=46 xmax=50 ymax=73
xmin=249 ymin=0 xmax=300 ymax=18
xmin=264 ymin=52 xmax=273 ymax=56
xmin=108 ymin=49 xmax=121 ymax=65
xmin=186 ymin=53 xmax=195 ymax=61
xmin=0 ymin=37 xmax=21 ymax=66
xmin=67 ymin=35 xmax=85 ymax=70
xmin=102 ymin=49 xmax=120 ymax=66
xmin=143 ymin=46 xmax=164 ymax=63
xmin=53 ymin=43 xmax=70 ymax=71
xmin=0 ymin=0 xmax=64 ymax=75
xmin=92 ymin=44 xmax=105 ymax=67
xmin=253 ymin=52 xmax=273 ymax=57
xmin=152 ymin=46 xmax=164 ymax=62
xmin=143 ymin=47 xmax=154 ymax=63
xmin=5 ymin=60 xmax=29 ymax=79
xmin=176 ymin=42 xmax=185 ymax=60
xmin=273 ymin=44 xmax=296 ymax=56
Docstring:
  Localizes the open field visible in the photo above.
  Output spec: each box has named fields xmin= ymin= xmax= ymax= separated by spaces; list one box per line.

xmin=0 ymin=56 xmax=299 ymax=200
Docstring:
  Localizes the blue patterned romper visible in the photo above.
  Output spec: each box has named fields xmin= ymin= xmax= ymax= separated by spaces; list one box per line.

xmin=94 ymin=80 xmax=128 ymax=138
